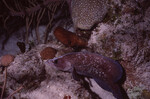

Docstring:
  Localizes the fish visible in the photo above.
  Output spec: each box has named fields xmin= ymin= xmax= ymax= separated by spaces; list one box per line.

xmin=46 ymin=52 xmax=125 ymax=99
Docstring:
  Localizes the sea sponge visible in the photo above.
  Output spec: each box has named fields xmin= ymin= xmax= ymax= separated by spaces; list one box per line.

xmin=40 ymin=47 xmax=57 ymax=60
xmin=54 ymin=27 xmax=87 ymax=48
xmin=142 ymin=89 xmax=150 ymax=99
xmin=0 ymin=54 xmax=15 ymax=66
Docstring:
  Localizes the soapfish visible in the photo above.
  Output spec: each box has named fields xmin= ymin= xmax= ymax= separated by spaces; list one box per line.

xmin=46 ymin=52 xmax=126 ymax=99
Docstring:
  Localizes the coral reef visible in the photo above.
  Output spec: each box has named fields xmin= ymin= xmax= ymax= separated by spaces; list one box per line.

xmin=87 ymin=0 xmax=150 ymax=98
xmin=0 ymin=43 xmax=95 ymax=99
xmin=0 ymin=0 xmax=150 ymax=99
xmin=7 ymin=48 xmax=46 ymax=89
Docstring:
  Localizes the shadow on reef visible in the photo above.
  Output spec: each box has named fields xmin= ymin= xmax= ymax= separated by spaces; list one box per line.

xmin=75 ymin=74 xmax=102 ymax=99
xmin=117 ymin=63 xmax=129 ymax=99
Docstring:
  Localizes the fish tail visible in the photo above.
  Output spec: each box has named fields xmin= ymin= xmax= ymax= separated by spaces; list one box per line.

xmin=111 ymin=84 xmax=129 ymax=99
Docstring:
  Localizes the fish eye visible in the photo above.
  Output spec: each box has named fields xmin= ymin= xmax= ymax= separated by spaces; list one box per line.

xmin=53 ymin=59 xmax=58 ymax=64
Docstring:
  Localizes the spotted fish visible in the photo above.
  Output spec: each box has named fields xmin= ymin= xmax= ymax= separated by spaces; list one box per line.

xmin=46 ymin=52 xmax=124 ymax=99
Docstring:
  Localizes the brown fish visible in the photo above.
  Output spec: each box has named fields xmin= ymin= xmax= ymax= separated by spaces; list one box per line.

xmin=54 ymin=27 xmax=87 ymax=48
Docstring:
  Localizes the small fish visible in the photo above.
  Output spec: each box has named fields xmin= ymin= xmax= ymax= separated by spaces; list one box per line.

xmin=46 ymin=52 xmax=125 ymax=99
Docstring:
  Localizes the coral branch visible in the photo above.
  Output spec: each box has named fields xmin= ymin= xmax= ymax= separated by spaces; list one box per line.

xmin=9 ymin=0 xmax=63 ymax=17
xmin=35 ymin=8 xmax=46 ymax=43
xmin=28 ymin=0 xmax=36 ymax=7
xmin=0 ymin=67 xmax=7 ymax=99
xmin=25 ymin=13 xmax=34 ymax=43
xmin=25 ymin=17 xmax=30 ymax=44
xmin=2 ymin=0 xmax=16 ymax=12
xmin=4 ymin=16 xmax=10 ymax=29
xmin=44 ymin=2 xmax=59 ymax=43
xmin=7 ymin=86 xmax=23 ymax=99
xmin=14 ymin=0 xmax=22 ymax=11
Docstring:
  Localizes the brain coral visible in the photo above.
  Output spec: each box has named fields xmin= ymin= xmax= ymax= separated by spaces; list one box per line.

xmin=71 ymin=0 xmax=108 ymax=30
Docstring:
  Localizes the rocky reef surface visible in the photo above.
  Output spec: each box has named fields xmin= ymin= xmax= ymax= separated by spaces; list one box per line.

xmin=0 ymin=0 xmax=150 ymax=99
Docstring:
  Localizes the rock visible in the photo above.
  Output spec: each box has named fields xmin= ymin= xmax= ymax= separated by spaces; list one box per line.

xmin=7 ymin=49 xmax=46 ymax=89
